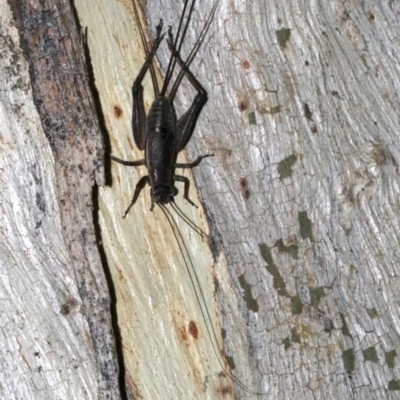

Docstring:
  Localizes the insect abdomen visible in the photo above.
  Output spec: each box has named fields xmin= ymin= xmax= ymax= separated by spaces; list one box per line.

xmin=146 ymin=98 xmax=177 ymax=185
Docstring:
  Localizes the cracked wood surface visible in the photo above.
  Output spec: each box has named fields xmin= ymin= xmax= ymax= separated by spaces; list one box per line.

xmin=1 ymin=0 xmax=400 ymax=399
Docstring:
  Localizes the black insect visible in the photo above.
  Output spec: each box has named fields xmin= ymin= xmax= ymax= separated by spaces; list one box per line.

xmin=110 ymin=0 xmax=218 ymax=217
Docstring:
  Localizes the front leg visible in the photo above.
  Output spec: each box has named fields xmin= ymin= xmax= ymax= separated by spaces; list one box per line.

xmin=123 ymin=175 xmax=150 ymax=218
xmin=110 ymin=154 xmax=145 ymax=166
xmin=174 ymin=175 xmax=197 ymax=208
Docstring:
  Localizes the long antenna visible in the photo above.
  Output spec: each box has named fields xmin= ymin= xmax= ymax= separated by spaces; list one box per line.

xmin=160 ymin=0 xmax=197 ymax=97
xmin=132 ymin=0 xmax=160 ymax=97
xmin=158 ymin=204 xmax=266 ymax=396
xmin=170 ymin=200 xmax=209 ymax=238
xmin=169 ymin=0 xmax=220 ymax=101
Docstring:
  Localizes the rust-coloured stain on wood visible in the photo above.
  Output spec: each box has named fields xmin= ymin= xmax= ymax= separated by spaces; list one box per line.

xmin=114 ymin=264 xmax=126 ymax=282
xmin=68 ymin=297 xmax=79 ymax=309
xmin=60 ymin=303 xmax=70 ymax=315
xmin=113 ymin=105 xmax=123 ymax=118
xmin=188 ymin=320 xmax=198 ymax=339
xmin=214 ymin=147 xmax=232 ymax=171
xmin=242 ymin=60 xmax=250 ymax=69
xmin=218 ymin=386 xmax=233 ymax=397
xmin=179 ymin=325 xmax=188 ymax=342
xmin=125 ymin=371 xmax=143 ymax=400
xmin=239 ymin=177 xmax=250 ymax=199
xmin=215 ymin=374 xmax=234 ymax=397
xmin=60 ymin=297 xmax=79 ymax=315
xmin=239 ymin=101 xmax=247 ymax=111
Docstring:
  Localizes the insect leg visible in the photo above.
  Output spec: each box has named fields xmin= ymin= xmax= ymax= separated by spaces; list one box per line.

xmin=110 ymin=154 xmax=145 ymax=166
xmin=132 ymin=0 xmax=159 ymax=99
xmin=175 ymin=154 xmax=213 ymax=169
xmin=123 ymin=175 xmax=150 ymax=218
xmin=166 ymin=34 xmax=208 ymax=152
xmin=132 ymin=20 xmax=166 ymax=150
xmin=173 ymin=175 xmax=197 ymax=207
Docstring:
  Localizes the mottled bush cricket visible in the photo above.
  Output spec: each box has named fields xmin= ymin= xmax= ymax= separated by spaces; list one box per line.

xmin=110 ymin=0 xmax=265 ymax=395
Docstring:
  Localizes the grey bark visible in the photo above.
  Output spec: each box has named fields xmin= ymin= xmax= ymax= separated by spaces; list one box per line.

xmin=1 ymin=0 xmax=400 ymax=399
xmin=144 ymin=1 xmax=400 ymax=399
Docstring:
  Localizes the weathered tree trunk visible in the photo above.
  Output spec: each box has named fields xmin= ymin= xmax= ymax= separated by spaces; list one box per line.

xmin=2 ymin=0 xmax=400 ymax=399
xmin=1 ymin=0 xmax=120 ymax=399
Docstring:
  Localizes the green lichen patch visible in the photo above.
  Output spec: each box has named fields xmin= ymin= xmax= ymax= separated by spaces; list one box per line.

xmin=283 ymin=337 xmax=291 ymax=350
xmin=270 ymin=105 xmax=281 ymax=114
xmin=248 ymin=111 xmax=257 ymax=125
xmin=291 ymin=295 xmax=303 ymax=315
xmin=363 ymin=346 xmax=378 ymax=363
xmin=298 ymin=211 xmax=314 ymax=241
xmin=224 ymin=354 xmax=236 ymax=371
xmin=385 ymin=350 xmax=397 ymax=369
xmin=259 ymin=243 xmax=289 ymax=297
xmin=259 ymin=243 xmax=273 ymax=264
xmin=388 ymin=380 xmax=400 ymax=391
xmin=366 ymin=307 xmax=378 ymax=318
xmin=278 ymin=154 xmax=297 ymax=180
xmin=291 ymin=328 xmax=301 ymax=343
xmin=276 ymin=238 xmax=299 ymax=260
xmin=238 ymin=274 xmax=259 ymax=312
xmin=213 ymin=275 xmax=220 ymax=292
xmin=262 ymin=105 xmax=281 ymax=114
xmin=276 ymin=28 xmax=291 ymax=49
xmin=342 ymin=348 xmax=355 ymax=372
xmin=309 ymin=286 xmax=325 ymax=306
